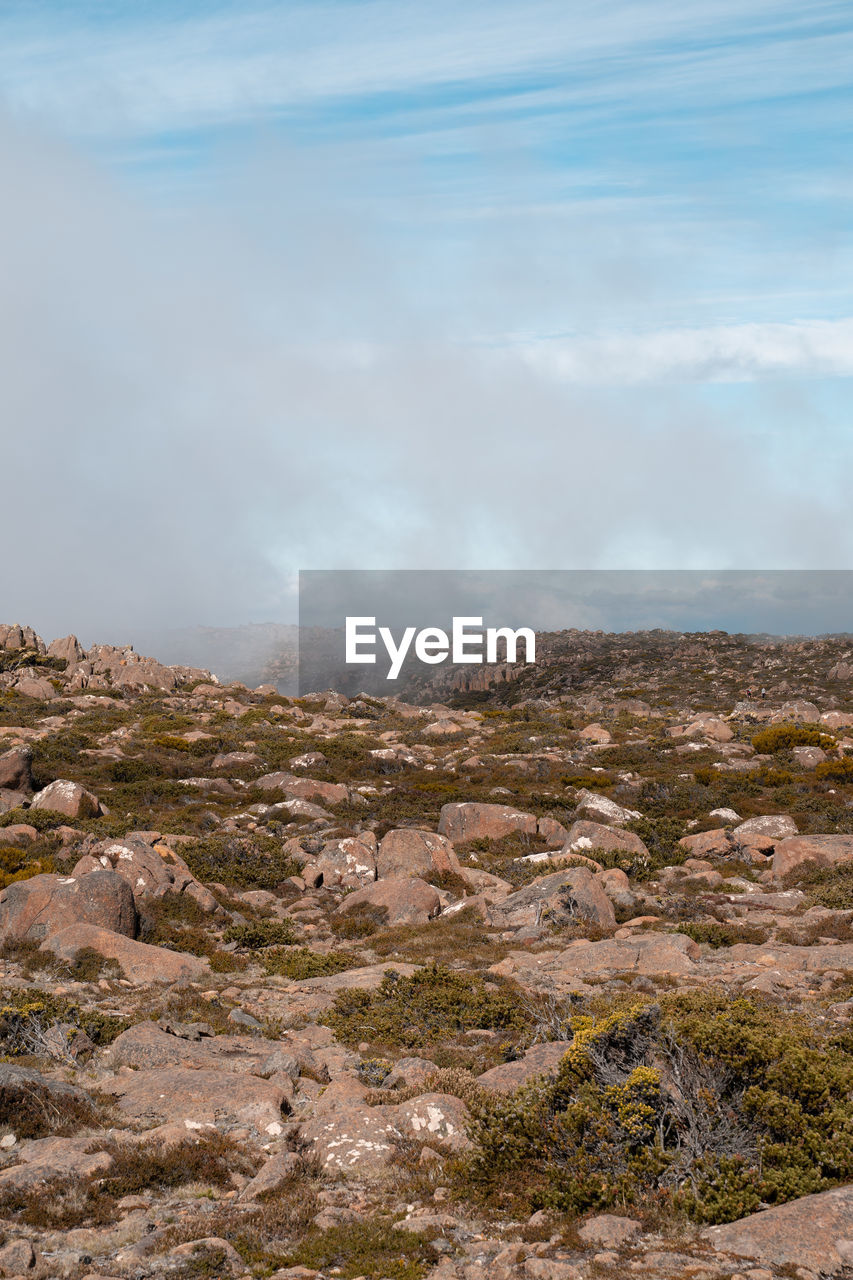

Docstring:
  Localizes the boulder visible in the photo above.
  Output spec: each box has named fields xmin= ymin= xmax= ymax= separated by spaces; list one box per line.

xmin=792 ymin=745 xmax=827 ymax=769
xmin=377 ymin=828 xmax=465 ymax=881
xmin=779 ymin=699 xmax=820 ymax=723
xmin=14 ymin=676 xmax=56 ymax=700
xmin=490 ymin=868 xmax=616 ymax=932
xmin=0 ymin=870 xmax=137 ymax=943
xmin=391 ymin=1092 xmax=470 ymax=1151
xmin=239 ymin=1151 xmax=302 ymax=1201
xmin=41 ymin=923 xmax=209 ymax=984
xmin=537 ymin=816 xmax=570 ymax=846
xmin=300 ymin=1091 xmax=401 ymax=1175
xmin=491 ymin=933 xmax=700 ymax=991
xmin=0 ymin=747 xmax=33 ymax=793
xmin=255 ymin=771 xmax=348 ymax=806
xmin=72 ymin=835 xmax=218 ymax=912
xmin=577 ymin=1214 xmax=641 ymax=1248
xmin=0 ymin=789 xmax=27 ymax=815
xmin=572 ymin=789 xmax=641 ymax=828
xmin=102 ymin=1066 xmax=289 ymax=1135
xmin=679 ymin=829 xmax=734 ymax=859
xmin=335 ymin=877 xmax=441 ymax=927
xmin=29 ymin=779 xmax=101 ymax=819
xmin=166 ymin=1239 xmax=243 ymax=1275
xmin=732 ymin=814 xmax=798 ymax=842
xmin=822 ymin=710 xmax=853 ymax=729
xmin=477 ymin=1042 xmax=572 ymax=1093
xmin=301 ymin=833 xmax=377 ymax=890
xmin=562 ymin=820 xmax=649 ymax=860
xmin=773 ymin=834 xmax=853 ymax=881
xmin=578 ymin=723 xmax=611 ymax=744
xmin=0 ymin=1237 xmax=37 ymax=1275
xmin=704 ymin=1183 xmax=853 ymax=1272
xmin=438 ymin=802 xmax=538 ymax=843
xmin=0 ymin=1132 xmax=112 ymax=1193
xmin=47 ymin=634 xmax=84 ymax=664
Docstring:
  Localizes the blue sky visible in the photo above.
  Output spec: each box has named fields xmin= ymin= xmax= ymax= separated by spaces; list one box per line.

xmin=1 ymin=2 xmax=852 ymax=637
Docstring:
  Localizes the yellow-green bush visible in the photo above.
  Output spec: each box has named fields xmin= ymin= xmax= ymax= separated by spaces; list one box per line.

xmin=464 ymin=993 xmax=853 ymax=1224
xmin=751 ymin=723 xmax=835 ymax=754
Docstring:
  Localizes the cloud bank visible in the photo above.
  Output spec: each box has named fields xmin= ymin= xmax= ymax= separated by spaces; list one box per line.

xmin=1 ymin=110 xmax=852 ymax=647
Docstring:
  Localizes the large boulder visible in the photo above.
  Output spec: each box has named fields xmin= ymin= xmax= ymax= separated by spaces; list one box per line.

xmin=0 ymin=870 xmax=137 ymax=943
xmin=779 ymin=699 xmax=820 ymax=723
xmin=13 ymin=675 xmax=56 ymax=700
xmin=704 ymin=1183 xmax=853 ymax=1273
xmin=255 ymin=771 xmax=348 ymax=806
xmin=733 ymin=814 xmax=798 ymax=842
xmin=40 ymin=923 xmax=209 ymax=984
xmin=102 ymin=1066 xmax=288 ymax=1136
xmin=376 ymin=829 xmax=465 ymax=881
xmin=773 ymin=834 xmax=853 ymax=881
xmin=438 ymin=802 xmax=538 ymax=843
xmin=490 ymin=867 xmax=615 ymax=932
xmin=679 ymin=829 xmax=735 ymax=859
xmin=334 ymin=877 xmax=441 ymax=927
xmin=29 ymin=779 xmax=101 ymax=819
xmin=46 ymin=634 xmax=85 ymax=665
xmin=562 ymin=820 xmax=649 ymax=860
xmin=0 ymin=747 xmax=33 ymax=793
xmin=72 ymin=835 xmax=218 ymax=912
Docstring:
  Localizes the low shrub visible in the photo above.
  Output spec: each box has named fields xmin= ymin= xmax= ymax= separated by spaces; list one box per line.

xmin=789 ymin=861 xmax=853 ymax=910
xmin=181 ymin=833 xmax=301 ymax=891
xmin=815 ymin=757 xmax=853 ymax=784
xmin=224 ymin=918 xmax=297 ymax=949
xmin=752 ymin=723 xmax=835 ymax=754
xmin=283 ymin=1218 xmax=439 ymax=1280
xmin=261 ymin=946 xmax=354 ymax=979
xmin=324 ymin=963 xmax=529 ymax=1055
xmin=464 ymin=992 xmax=853 ymax=1224
xmin=0 ymin=989 xmax=129 ymax=1052
xmin=675 ymin=921 xmax=769 ymax=948
xmin=0 ymin=1079 xmax=108 ymax=1140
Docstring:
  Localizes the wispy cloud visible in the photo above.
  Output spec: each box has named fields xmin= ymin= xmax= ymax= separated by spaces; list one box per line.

xmin=2 ymin=1 xmax=851 ymax=139
xmin=518 ymin=318 xmax=853 ymax=383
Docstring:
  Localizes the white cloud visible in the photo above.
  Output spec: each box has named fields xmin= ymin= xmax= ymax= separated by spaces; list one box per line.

xmin=518 ymin=318 xmax=853 ymax=383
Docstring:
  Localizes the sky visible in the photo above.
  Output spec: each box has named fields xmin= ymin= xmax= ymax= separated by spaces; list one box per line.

xmin=1 ymin=1 xmax=853 ymax=643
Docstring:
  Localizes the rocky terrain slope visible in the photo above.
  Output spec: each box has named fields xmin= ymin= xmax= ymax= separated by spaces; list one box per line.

xmin=0 ymin=623 xmax=853 ymax=1278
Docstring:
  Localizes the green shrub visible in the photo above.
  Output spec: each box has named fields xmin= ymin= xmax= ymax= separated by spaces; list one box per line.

xmin=752 ymin=723 xmax=835 ymax=754
xmin=675 ymin=921 xmax=769 ymax=948
xmin=181 ymin=834 xmax=301 ymax=891
xmin=0 ymin=989 xmax=129 ymax=1051
xmin=261 ymin=947 xmax=354 ymax=979
xmin=464 ymin=992 xmax=853 ymax=1224
xmin=324 ymin=964 xmax=529 ymax=1054
xmin=224 ymin=918 xmax=297 ymax=949
xmin=0 ymin=807 xmax=65 ymax=832
xmin=283 ymin=1218 xmax=438 ymax=1280
xmin=789 ymin=861 xmax=853 ymax=910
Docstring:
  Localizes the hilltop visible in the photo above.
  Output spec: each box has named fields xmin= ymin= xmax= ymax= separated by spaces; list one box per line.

xmin=0 ymin=622 xmax=852 ymax=1278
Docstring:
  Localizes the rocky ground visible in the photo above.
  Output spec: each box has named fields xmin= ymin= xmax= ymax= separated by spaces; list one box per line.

xmin=1 ymin=623 xmax=853 ymax=1279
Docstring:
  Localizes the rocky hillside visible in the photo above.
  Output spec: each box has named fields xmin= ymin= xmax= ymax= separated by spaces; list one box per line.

xmin=1 ymin=622 xmax=853 ymax=1278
